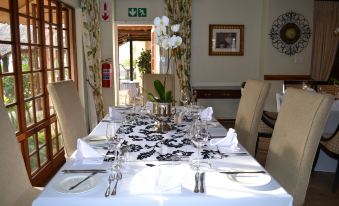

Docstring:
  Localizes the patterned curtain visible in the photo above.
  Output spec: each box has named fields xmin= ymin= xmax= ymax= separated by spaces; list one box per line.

xmin=311 ymin=1 xmax=339 ymax=81
xmin=164 ymin=0 xmax=192 ymax=96
xmin=81 ymin=0 xmax=104 ymax=121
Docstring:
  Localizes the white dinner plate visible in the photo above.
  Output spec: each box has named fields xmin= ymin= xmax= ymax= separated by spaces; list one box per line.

xmin=53 ymin=174 xmax=100 ymax=194
xmin=227 ymin=172 xmax=271 ymax=187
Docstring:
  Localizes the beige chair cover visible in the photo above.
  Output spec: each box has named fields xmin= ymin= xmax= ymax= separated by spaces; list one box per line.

xmin=142 ymin=74 xmax=175 ymax=103
xmin=235 ymin=80 xmax=270 ymax=156
xmin=0 ymin=100 xmax=40 ymax=205
xmin=47 ymin=80 xmax=87 ymax=157
xmin=265 ymin=88 xmax=334 ymax=206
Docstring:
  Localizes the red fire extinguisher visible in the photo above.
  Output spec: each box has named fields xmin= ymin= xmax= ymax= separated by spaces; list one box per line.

xmin=102 ymin=63 xmax=112 ymax=88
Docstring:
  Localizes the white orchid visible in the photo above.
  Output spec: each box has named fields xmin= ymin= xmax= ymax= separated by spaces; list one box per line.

xmin=153 ymin=16 xmax=182 ymax=50
xmin=171 ymin=24 xmax=180 ymax=32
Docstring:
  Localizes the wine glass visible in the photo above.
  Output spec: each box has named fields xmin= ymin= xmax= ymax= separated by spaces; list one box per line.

xmin=190 ymin=120 xmax=210 ymax=171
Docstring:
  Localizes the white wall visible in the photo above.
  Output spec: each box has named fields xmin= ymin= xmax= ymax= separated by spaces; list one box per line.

xmin=191 ymin=0 xmax=263 ymax=87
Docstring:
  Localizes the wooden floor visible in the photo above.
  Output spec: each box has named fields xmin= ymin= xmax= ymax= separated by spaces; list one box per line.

xmin=219 ymin=120 xmax=339 ymax=206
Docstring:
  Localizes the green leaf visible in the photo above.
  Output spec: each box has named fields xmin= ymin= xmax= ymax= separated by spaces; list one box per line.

xmin=147 ymin=93 xmax=156 ymax=102
xmin=154 ymin=80 xmax=165 ymax=101
xmin=165 ymin=91 xmax=173 ymax=102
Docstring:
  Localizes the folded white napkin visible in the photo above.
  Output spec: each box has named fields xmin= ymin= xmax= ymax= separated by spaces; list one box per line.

xmin=200 ymin=107 xmax=213 ymax=121
xmin=109 ymin=106 xmax=123 ymax=120
xmin=209 ymin=128 xmax=240 ymax=151
xmin=75 ymin=139 xmax=104 ymax=164
xmin=130 ymin=166 xmax=182 ymax=194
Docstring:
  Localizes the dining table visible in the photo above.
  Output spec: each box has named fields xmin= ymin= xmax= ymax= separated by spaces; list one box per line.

xmin=32 ymin=106 xmax=293 ymax=206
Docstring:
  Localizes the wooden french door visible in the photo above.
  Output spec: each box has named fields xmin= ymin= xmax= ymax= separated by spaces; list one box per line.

xmin=0 ymin=0 xmax=77 ymax=186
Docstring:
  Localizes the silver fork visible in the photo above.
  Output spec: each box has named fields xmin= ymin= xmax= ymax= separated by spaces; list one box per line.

xmin=111 ymin=171 xmax=122 ymax=195
xmin=105 ymin=174 xmax=115 ymax=197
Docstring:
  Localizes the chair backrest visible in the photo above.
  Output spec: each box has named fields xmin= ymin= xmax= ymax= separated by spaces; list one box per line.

xmin=265 ymin=88 xmax=334 ymax=206
xmin=235 ymin=80 xmax=270 ymax=156
xmin=142 ymin=74 xmax=175 ymax=102
xmin=0 ymin=100 xmax=33 ymax=205
xmin=47 ymin=80 xmax=87 ymax=157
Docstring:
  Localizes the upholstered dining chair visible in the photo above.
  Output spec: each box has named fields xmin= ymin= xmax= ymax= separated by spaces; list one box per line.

xmin=314 ymin=124 xmax=339 ymax=192
xmin=142 ymin=74 xmax=175 ymax=103
xmin=0 ymin=100 xmax=41 ymax=205
xmin=235 ymin=80 xmax=270 ymax=156
xmin=265 ymin=88 xmax=334 ymax=206
xmin=47 ymin=80 xmax=88 ymax=157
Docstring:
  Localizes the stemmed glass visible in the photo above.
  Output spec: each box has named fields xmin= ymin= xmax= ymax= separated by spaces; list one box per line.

xmin=190 ymin=119 xmax=210 ymax=171
xmin=106 ymin=123 xmax=124 ymax=169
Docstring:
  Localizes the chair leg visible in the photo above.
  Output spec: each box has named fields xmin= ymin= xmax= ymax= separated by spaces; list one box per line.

xmin=332 ymin=160 xmax=339 ymax=193
xmin=312 ymin=147 xmax=320 ymax=171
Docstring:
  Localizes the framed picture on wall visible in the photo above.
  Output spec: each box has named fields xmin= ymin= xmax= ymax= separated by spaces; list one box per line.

xmin=209 ymin=24 xmax=244 ymax=56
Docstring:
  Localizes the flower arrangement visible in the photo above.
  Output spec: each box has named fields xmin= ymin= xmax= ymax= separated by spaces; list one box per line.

xmin=147 ymin=16 xmax=183 ymax=103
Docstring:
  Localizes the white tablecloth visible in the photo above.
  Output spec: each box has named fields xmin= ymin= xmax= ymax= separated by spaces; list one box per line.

xmin=33 ymin=111 xmax=293 ymax=206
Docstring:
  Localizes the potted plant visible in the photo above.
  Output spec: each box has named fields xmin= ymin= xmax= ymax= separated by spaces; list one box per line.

xmin=136 ymin=49 xmax=151 ymax=76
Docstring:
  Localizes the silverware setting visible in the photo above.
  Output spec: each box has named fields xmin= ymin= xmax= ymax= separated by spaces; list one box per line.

xmin=105 ymin=174 xmax=115 ymax=197
xmin=68 ymin=172 xmax=98 ymax=190
xmin=194 ymin=172 xmax=200 ymax=193
xmin=111 ymin=172 xmax=122 ymax=196
xmin=199 ymin=172 xmax=205 ymax=193
xmin=62 ymin=169 xmax=107 ymax=173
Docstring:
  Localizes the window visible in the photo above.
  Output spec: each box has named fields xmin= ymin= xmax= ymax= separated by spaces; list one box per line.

xmin=0 ymin=0 xmax=77 ymax=186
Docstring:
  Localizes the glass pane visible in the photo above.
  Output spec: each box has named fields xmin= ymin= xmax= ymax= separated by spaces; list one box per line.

xmin=25 ymin=100 xmax=34 ymax=126
xmin=62 ymin=30 xmax=68 ymax=48
xmin=29 ymin=0 xmax=39 ymax=18
xmin=35 ymin=97 xmax=45 ymax=122
xmin=18 ymin=17 xmax=29 ymax=43
xmin=39 ymin=146 xmax=47 ymax=165
xmin=62 ymin=9 xmax=67 ymax=29
xmin=44 ymin=0 xmax=50 ymax=22
xmin=28 ymin=135 xmax=36 ymax=154
xmin=0 ymin=0 xmax=9 ymax=9
xmin=31 ymin=46 xmax=41 ymax=70
xmin=0 ymin=11 xmax=11 ymax=41
xmin=52 ymin=25 xmax=58 ymax=46
xmin=45 ymin=25 xmax=50 ymax=45
xmin=52 ymin=138 xmax=58 ymax=155
xmin=51 ymin=2 xmax=57 ymax=24
xmin=45 ymin=47 xmax=51 ymax=69
xmin=63 ymin=49 xmax=69 ymax=67
xmin=51 ymin=122 xmax=56 ymax=138
xmin=0 ymin=44 xmax=14 ymax=73
xmin=38 ymin=129 xmax=46 ymax=147
xmin=64 ymin=68 xmax=69 ymax=80
xmin=58 ymin=134 xmax=63 ymax=149
xmin=23 ymin=74 xmax=32 ymax=99
xmin=53 ymin=48 xmax=59 ymax=68
xmin=49 ymin=95 xmax=54 ymax=115
xmin=2 ymin=75 xmax=16 ymax=105
xmin=21 ymin=46 xmax=30 ymax=72
xmin=55 ymin=69 xmax=60 ymax=82
xmin=47 ymin=70 xmax=53 ymax=83
xmin=30 ymin=154 xmax=38 ymax=173
xmin=6 ymin=105 xmax=18 ymax=131
xmin=33 ymin=72 xmax=43 ymax=96
xmin=30 ymin=20 xmax=40 ymax=44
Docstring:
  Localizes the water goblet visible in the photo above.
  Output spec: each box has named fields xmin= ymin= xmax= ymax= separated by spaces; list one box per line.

xmin=190 ymin=120 xmax=210 ymax=171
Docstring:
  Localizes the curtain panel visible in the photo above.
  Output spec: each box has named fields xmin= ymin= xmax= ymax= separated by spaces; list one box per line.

xmin=164 ymin=0 xmax=192 ymax=96
xmin=311 ymin=1 xmax=339 ymax=81
xmin=81 ymin=0 xmax=104 ymax=122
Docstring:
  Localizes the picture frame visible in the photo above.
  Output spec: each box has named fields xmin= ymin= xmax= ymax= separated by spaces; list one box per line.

xmin=209 ymin=24 xmax=244 ymax=56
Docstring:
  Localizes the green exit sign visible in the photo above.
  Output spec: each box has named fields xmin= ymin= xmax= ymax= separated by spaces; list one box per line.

xmin=128 ymin=8 xmax=147 ymax=17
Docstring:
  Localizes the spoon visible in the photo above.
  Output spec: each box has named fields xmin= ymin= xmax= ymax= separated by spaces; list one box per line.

xmin=111 ymin=172 xmax=122 ymax=195
xmin=105 ymin=174 xmax=115 ymax=197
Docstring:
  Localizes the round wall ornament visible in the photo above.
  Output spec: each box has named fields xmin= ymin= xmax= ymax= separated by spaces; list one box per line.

xmin=269 ymin=11 xmax=311 ymax=56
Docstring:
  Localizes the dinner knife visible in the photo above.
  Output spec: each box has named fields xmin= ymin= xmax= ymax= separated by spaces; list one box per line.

xmin=68 ymin=172 xmax=98 ymax=190
xmin=220 ymin=171 xmax=266 ymax=174
xmin=62 ymin=169 xmax=107 ymax=173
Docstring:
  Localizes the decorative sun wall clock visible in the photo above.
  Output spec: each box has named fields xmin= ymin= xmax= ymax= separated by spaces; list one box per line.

xmin=269 ymin=11 xmax=311 ymax=56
